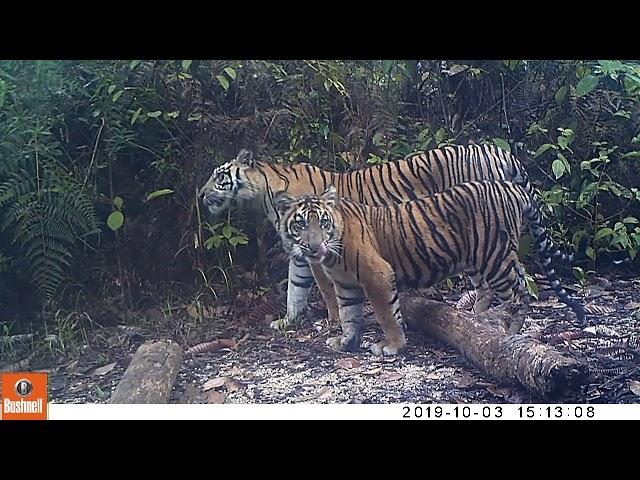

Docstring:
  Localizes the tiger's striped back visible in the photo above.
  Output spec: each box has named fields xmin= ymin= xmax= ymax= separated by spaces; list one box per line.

xmin=333 ymin=144 xmax=531 ymax=205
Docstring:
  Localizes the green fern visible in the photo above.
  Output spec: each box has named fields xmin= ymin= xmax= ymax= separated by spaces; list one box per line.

xmin=0 ymin=157 xmax=98 ymax=304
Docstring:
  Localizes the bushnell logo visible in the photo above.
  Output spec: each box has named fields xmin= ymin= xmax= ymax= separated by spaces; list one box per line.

xmin=1 ymin=373 xmax=48 ymax=420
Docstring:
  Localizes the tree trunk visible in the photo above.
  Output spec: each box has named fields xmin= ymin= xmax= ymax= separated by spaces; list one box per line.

xmin=400 ymin=294 xmax=588 ymax=399
xmin=109 ymin=340 xmax=183 ymax=404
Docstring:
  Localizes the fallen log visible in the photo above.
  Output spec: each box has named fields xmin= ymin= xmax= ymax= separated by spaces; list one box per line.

xmin=109 ymin=340 xmax=183 ymax=404
xmin=400 ymin=295 xmax=588 ymax=399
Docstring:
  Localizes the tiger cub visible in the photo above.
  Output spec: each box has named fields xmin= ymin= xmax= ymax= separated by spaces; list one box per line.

xmin=274 ymin=182 xmax=585 ymax=356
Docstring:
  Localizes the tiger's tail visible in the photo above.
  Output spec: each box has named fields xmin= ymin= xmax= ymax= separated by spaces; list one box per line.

xmin=524 ymin=197 xmax=586 ymax=325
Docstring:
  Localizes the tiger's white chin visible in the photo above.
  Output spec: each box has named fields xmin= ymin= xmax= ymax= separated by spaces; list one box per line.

xmin=305 ymin=243 xmax=327 ymax=263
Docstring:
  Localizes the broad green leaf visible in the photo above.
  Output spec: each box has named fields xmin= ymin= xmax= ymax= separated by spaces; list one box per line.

xmin=598 ymin=60 xmax=623 ymax=73
xmin=552 ymin=159 xmax=566 ymax=179
xmin=492 ymin=138 xmax=510 ymax=152
xmin=554 ymin=86 xmax=568 ymax=105
xmin=586 ymin=246 xmax=596 ymax=261
xmin=595 ymin=227 xmax=614 ymax=240
xmin=435 ymin=127 xmax=446 ymax=144
xmin=182 ymin=60 xmax=192 ymax=71
xmin=113 ymin=196 xmax=123 ymax=210
xmin=216 ymin=75 xmax=229 ymax=91
xmin=623 ymin=217 xmax=638 ymax=224
xmin=557 ymin=153 xmax=571 ymax=173
xmin=146 ymin=189 xmax=174 ymax=202
xmin=112 ymin=90 xmax=123 ymax=102
xmin=534 ymin=143 xmax=555 ymax=158
xmin=147 ymin=111 xmax=162 ymax=118
xmin=621 ymin=151 xmax=640 ymax=159
xmin=575 ymin=75 xmax=599 ymax=97
xmin=222 ymin=225 xmax=232 ymax=239
xmin=107 ymin=211 xmax=124 ymax=231
xmin=108 ymin=85 xmax=116 ymax=95
xmin=224 ymin=67 xmax=237 ymax=80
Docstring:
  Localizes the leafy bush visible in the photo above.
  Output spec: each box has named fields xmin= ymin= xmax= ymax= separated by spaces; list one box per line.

xmin=1 ymin=60 xmax=639 ymax=316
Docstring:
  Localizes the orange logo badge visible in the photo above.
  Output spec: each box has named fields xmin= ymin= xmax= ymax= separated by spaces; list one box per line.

xmin=1 ymin=372 xmax=48 ymax=420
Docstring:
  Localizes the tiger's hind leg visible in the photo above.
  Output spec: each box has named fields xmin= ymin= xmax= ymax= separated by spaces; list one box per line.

xmin=488 ymin=254 xmax=530 ymax=335
xmin=467 ymin=273 xmax=494 ymax=314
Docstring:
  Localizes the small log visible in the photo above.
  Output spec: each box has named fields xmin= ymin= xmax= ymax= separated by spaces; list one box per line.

xmin=109 ymin=340 xmax=183 ymax=404
xmin=400 ymin=295 xmax=588 ymax=399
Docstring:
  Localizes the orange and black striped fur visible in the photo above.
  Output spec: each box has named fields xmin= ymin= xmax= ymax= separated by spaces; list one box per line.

xmin=200 ymin=146 xmax=565 ymax=329
xmin=274 ymin=181 xmax=586 ymax=355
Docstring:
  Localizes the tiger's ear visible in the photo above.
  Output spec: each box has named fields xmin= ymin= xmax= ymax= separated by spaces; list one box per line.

xmin=274 ymin=190 xmax=295 ymax=215
xmin=236 ymin=149 xmax=255 ymax=167
xmin=321 ymin=185 xmax=338 ymax=208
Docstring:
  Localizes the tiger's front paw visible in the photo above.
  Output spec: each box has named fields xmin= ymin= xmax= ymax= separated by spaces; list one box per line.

xmin=370 ymin=339 xmax=406 ymax=356
xmin=270 ymin=311 xmax=307 ymax=331
xmin=326 ymin=334 xmax=360 ymax=352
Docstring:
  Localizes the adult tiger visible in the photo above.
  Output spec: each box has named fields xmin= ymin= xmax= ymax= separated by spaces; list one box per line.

xmin=273 ymin=182 xmax=586 ymax=355
xmin=199 ymin=146 xmax=555 ymax=329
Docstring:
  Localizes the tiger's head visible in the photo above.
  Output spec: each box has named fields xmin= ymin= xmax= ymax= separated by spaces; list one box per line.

xmin=199 ymin=149 xmax=261 ymax=217
xmin=274 ymin=186 xmax=343 ymax=263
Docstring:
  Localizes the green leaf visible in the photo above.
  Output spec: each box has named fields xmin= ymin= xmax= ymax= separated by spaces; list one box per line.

xmin=130 ymin=60 xmax=141 ymax=70
xmin=586 ymin=246 xmax=596 ymax=261
xmin=229 ymin=237 xmax=239 ymax=246
xmin=131 ymin=108 xmax=142 ymax=125
xmin=108 ymin=85 xmax=116 ymax=95
xmin=597 ymin=60 xmax=623 ymax=73
xmin=222 ymin=225 xmax=232 ymax=239
xmin=112 ymin=90 xmax=123 ymax=102
xmin=623 ymin=217 xmax=638 ymax=224
xmin=621 ymin=151 xmax=640 ymax=159
xmin=224 ymin=67 xmax=237 ymax=80
xmin=614 ymin=110 xmax=631 ymax=119
xmin=552 ymin=159 xmax=566 ymax=179
xmin=163 ymin=111 xmax=180 ymax=120
xmin=575 ymin=75 xmax=599 ymax=97
xmin=595 ymin=227 xmax=614 ymax=241
xmin=216 ymin=75 xmax=229 ymax=91
xmin=435 ymin=127 xmax=446 ymax=144
xmin=147 ymin=111 xmax=162 ymax=118
xmin=534 ymin=143 xmax=555 ymax=158
xmin=181 ymin=60 xmax=192 ymax=71
xmin=113 ymin=196 xmax=123 ymax=210
xmin=525 ymin=275 xmax=539 ymax=300
xmin=557 ymin=153 xmax=571 ymax=173
xmin=554 ymin=86 xmax=568 ymax=105
xmin=107 ymin=211 xmax=124 ymax=231
xmin=492 ymin=138 xmax=510 ymax=152
xmin=146 ymin=189 xmax=174 ymax=202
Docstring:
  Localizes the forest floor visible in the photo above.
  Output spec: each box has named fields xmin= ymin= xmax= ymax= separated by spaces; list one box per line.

xmin=13 ymin=272 xmax=639 ymax=405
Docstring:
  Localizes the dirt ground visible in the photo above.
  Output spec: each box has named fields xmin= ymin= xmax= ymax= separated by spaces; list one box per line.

xmin=16 ymin=273 xmax=638 ymax=405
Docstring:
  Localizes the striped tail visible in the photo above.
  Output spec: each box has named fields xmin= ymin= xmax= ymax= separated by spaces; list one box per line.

xmin=524 ymin=198 xmax=586 ymax=326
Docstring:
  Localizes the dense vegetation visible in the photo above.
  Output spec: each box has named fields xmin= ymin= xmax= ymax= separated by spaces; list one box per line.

xmin=1 ymin=60 xmax=639 ymax=327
